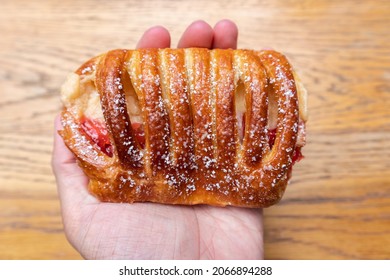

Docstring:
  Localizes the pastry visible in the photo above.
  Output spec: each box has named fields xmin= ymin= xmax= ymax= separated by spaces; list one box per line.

xmin=59 ymin=48 xmax=307 ymax=207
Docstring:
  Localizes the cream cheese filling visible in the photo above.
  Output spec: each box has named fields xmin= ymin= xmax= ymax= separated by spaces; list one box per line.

xmin=61 ymin=71 xmax=142 ymax=124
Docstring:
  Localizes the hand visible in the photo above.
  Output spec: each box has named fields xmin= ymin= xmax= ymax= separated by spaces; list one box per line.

xmin=52 ymin=20 xmax=264 ymax=259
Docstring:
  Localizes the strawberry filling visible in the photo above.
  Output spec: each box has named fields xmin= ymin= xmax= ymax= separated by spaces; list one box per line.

xmin=131 ymin=122 xmax=146 ymax=149
xmin=241 ymin=113 xmax=303 ymax=165
xmin=80 ymin=117 xmax=145 ymax=157
xmin=80 ymin=116 xmax=113 ymax=157
xmin=267 ymin=127 xmax=303 ymax=163
xmin=292 ymin=146 xmax=303 ymax=164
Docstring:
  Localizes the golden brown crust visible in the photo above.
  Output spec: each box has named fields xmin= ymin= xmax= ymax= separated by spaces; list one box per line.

xmin=60 ymin=48 xmax=305 ymax=208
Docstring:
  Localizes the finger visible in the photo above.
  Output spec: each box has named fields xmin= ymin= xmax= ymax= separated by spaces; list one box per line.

xmin=177 ymin=20 xmax=214 ymax=48
xmin=212 ymin=19 xmax=238 ymax=49
xmin=136 ymin=26 xmax=171 ymax=49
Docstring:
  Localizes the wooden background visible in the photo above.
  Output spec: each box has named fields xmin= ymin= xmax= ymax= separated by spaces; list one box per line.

xmin=0 ymin=0 xmax=389 ymax=259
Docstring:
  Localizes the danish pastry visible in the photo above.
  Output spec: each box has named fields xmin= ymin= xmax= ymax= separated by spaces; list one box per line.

xmin=59 ymin=48 xmax=307 ymax=207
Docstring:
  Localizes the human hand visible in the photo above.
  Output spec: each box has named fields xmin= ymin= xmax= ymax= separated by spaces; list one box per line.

xmin=52 ymin=19 xmax=264 ymax=259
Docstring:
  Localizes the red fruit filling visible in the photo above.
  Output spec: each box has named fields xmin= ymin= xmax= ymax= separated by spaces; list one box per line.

xmin=80 ymin=117 xmax=146 ymax=157
xmin=131 ymin=122 xmax=146 ymax=149
xmin=80 ymin=116 xmax=113 ymax=157
xmin=241 ymin=113 xmax=303 ymax=165
xmin=292 ymin=146 xmax=303 ymax=164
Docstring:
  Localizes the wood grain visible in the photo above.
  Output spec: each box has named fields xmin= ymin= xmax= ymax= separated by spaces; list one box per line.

xmin=0 ymin=0 xmax=389 ymax=259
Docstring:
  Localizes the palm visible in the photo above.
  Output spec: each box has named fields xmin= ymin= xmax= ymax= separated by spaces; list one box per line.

xmin=67 ymin=201 xmax=263 ymax=259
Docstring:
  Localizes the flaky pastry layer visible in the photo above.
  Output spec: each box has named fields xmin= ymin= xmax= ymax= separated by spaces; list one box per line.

xmin=60 ymin=48 xmax=307 ymax=207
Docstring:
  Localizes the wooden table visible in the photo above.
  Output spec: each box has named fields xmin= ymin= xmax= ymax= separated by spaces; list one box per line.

xmin=1 ymin=0 xmax=389 ymax=259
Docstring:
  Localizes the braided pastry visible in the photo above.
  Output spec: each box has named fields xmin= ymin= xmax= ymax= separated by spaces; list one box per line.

xmin=59 ymin=48 xmax=307 ymax=207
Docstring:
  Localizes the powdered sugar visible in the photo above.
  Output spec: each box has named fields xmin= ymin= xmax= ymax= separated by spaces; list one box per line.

xmin=62 ymin=49 xmax=306 ymax=206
